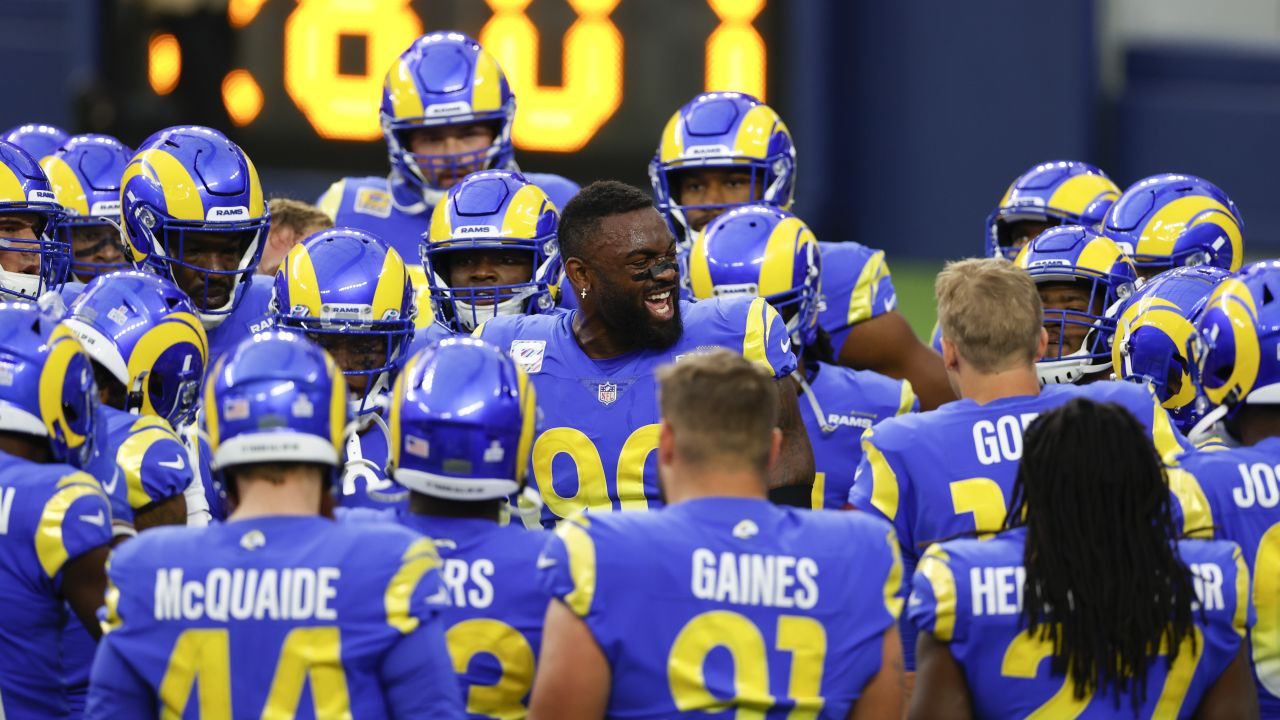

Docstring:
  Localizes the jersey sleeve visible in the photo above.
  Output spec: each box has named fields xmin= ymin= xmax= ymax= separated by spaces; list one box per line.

xmin=36 ymin=473 xmax=112 ymax=582
xmin=536 ymin=518 xmax=599 ymax=620
xmin=895 ymin=379 xmax=918 ymax=417
xmin=383 ymin=537 xmax=449 ymax=635
xmin=115 ymin=416 xmax=192 ymax=510
xmin=740 ymin=296 xmax=798 ymax=378
xmin=849 ymin=427 xmax=913 ymax=552
xmin=1165 ymin=465 xmax=1214 ymax=539
xmin=818 ymin=244 xmax=897 ymax=333
xmin=316 ymin=179 xmax=345 ymax=222
xmin=907 ymin=544 xmax=968 ymax=644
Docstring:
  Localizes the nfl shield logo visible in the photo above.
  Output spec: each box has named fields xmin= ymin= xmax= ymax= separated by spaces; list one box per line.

xmin=597 ymin=382 xmax=618 ymax=406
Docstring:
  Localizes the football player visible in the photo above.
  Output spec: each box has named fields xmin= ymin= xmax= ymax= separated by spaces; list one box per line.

xmin=385 ymin=337 xmax=549 ymax=717
xmin=119 ymin=125 xmax=273 ymax=367
xmin=690 ymin=204 xmax=916 ymax=509
xmin=651 ymin=91 xmax=954 ymax=409
xmin=0 ymin=302 xmax=111 ymax=719
xmin=985 ymin=160 xmax=1120 ymax=260
xmin=529 ymin=350 xmax=904 ymax=718
xmin=1110 ymin=264 xmax=1230 ymax=434
xmin=271 ymin=228 xmax=418 ymax=511
xmin=0 ymin=139 xmax=71 ymax=302
xmin=1015 ymin=226 xmax=1137 ymax=385
xmin=474 ymin=181 xmax=814 ymax=527
xmin=421 ymin=169 xmax=561 ymax=340
xmin=1103 ymin=173 xmax=1244 ymax=279
xmin=909 ymin=399 xmax=1256 ymax=717
xmin=61 ymin=271 xmax=208 ymax=531
xmin=84 ymin=330 xmax=464 ymax=718
xmin=2 ymin=123 xmax=71 ymax=163
xmin=848 ymin=258 xmax=1193 ymax=689
xmin=318 ymin=32 xmax=579 ymax=280
xmin=1174 ymin=261 xmax=1280 ymax=714
xmin=257 ymin=197 xmax=333 ymax=276
xmin=40 ymin=134 xmax=132 ymax=282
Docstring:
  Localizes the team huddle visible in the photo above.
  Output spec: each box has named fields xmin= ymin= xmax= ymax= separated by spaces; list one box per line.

xmin=0 ymin=27 xmax=1275 ymax=719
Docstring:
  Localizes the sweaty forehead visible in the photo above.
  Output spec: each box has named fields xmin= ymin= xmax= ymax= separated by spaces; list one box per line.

xmin=597 ymin=207 xmax=673 ymax=256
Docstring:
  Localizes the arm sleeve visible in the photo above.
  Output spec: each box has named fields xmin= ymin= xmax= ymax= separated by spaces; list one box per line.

xmin=741 ymin=297 xmax=798 ymax=378
xmin=848 ymin=429 xmax=913 ymax=551
xmin=380 ymin=613 xmax=465 ymax=719
xmin=37 ymin=475 xmax=113 ymax=584
xmin=83 ymin=636 xmax=156 ymax=719
xmin=118 ymin=418 xmax=192 ymax=509
xmin=908 ymin=544 xmax=964 ymax=643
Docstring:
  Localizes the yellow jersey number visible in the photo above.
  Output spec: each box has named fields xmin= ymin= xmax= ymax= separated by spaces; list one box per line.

xmin=159 ymin=626 xmax=348 ymax=718
xmin=446 ymin=619 xmax=536 ymax=720
xmin=531 ymin=425 xmax=659 ymax=519
xmin=668 ymin=610 xmax=827 ymax=719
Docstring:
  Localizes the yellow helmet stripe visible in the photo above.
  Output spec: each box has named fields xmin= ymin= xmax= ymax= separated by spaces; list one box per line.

xmin=371 ymin=247 xmax=409 ymax=320
xmin=126 ymin=318 xmax=208 ymax=416
xmin=0 ymin=163 xmax=27 ymax=204
xmin=471 ymin=49 xmax=504 ymax=113
xmin=1137 ymin=196 xmax=1238 ymax=258
xmin=1207 ymin=296 xmax=1262 ymax=405
xmin=282 ymin=244 xmax=323 ymax=316
xmin=1074 ymin=237 xmax=1125 ymax=276
xmin=658 ymin=111 xmax=685 ymax=164
xmin=757 ymin=216 xmax=809 ymax=296
xmin=386 ymin=59 xmax=425 ymax=120
xmin=688 ymin=230 xmax=714 ymax=299
xmin=515 ymin=366 xmax=537 ymax=485
xmin=326 ymin=351 xmax=347 ymax=450
xmin=40 ymin=156 xmax=90 ymax=216
xmin=203 ymin=356 xmax=228 ymax=451
xmin=122 ymin=149 xmax=205 ymax=222
xmin=387 ymin=351 xmax=416 ymax=472
xmin=1208 ymin=277 xmax=1258 ymax=319
xmin=243 ymin=152 xmax=265 ymax=219
xmin=733 ymin=104 xmax=783 ymax=160
xmin=501 ymin=183 xmax=550 ymax=240
xmin=39 ymin=337 xmax=88 ymax=449
xmin=427 ymin=196 xmax=454 ymax=243
xmin=1045 ymin=173 xmax=1119 ymax=217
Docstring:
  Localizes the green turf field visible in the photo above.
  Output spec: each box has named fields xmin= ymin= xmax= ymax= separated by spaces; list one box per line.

xmin=889 ymin=260 xmax=942 ymax=341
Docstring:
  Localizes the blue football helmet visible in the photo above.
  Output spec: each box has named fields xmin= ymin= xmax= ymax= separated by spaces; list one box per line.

xmin=389 ymin=337 xmax=536 ymax=500
xmin=1102 ymin=173 xmax=1243 ymax=276
xmin=61 ymin=271 xmax=208 ymax=426
xmin=0 ymin=302 xmax=97 ymax=468
xmin=1110 ymin=265 xmax=1229 ymax=432
xmin=987 ymin=160 xmax=1120 ymax=260
xmin=120 ymin=126 xmax=269 ymax=326
xmin=0 ymin=140 xmax=69 ymax=301
xmin=381 ymin=32 xmax=516 ymax=208
xmin=1016 ymin=226 xmax=1138 ymax=385
xmin=271 ymin=228 xmax=417 ymax=419
xmin=202 ymin=330 xmax=349 ymax=471
xmin=689 ymin=204 xmax=821 ymax=349
xmin=40 ymin=134 xmax=133 ymax=281
xmin=650 ymin=92 xmax=796 ymax=244
xmin=2 ymin=123 xmax=71 ymax=162
xmin=423 ymin=169 xmax=560 ymax=331
xmin=1189 ymin=262 xmax=1280 ymax=436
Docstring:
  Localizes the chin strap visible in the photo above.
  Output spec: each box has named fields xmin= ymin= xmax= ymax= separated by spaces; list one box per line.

xmin=177 ymin=419 xmax=213 ymax=527
xmin=1188 ymin=403 xmax=1233 ymax=446
xmin=503 ymin=486 xmax=545 ymax=529
xmin=792 ymin=370 xmax=837 ymax=434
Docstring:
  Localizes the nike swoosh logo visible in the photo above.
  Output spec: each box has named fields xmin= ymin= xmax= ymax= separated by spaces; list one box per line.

xmin=79 ymin=511 xmax=106 ymax=527
xmin=781 ymin=337 xmax=792 ymax=353
xmin=101 ymin=469 xmax=119 ymax=495
xmin=157 ymin=455 xmax=186 ymax=470
xmin=536 ymin=554 xmax=557 ymax=569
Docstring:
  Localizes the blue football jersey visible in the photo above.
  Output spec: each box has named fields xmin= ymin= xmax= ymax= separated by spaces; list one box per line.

xmin=396 ymin=514 xmax=551 ymax=719
xmin=338 ymin=413 xmax=409 ymax=511
xmin=538 ymin=497 xmax=903 ymax=718
xmin=206 ymin=274 xmax=274 ymax=372
xmin=0 ymin=454 xmax=112 ymax=720
xmin=84 ymin=516 xmax=464 ymax=719
xmin=476 ymin=297 xmax=796 ymax=526
xmin=909 ymin=528 xmax=1250 ymax=718
xmin=1177 ymin=437 xmax=1280 ymax=714
xmin=318 ymin=173 xmax=579 ymax=277
xmin=816 ymin=241 xmax=897 ymax=352
xmin=849 ymin=380 xmax=1194 ymax=670
xmin=801 ymin=361 xmax=916 ymax=510
xmin=406 ymin=320 xmax=459 ymax=359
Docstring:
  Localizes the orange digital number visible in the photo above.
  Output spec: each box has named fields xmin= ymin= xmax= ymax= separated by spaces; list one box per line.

xmin=705 ymin=0 xmax=767 ymax=100
xmin=283 ymin=0 xmax=423 ymax=140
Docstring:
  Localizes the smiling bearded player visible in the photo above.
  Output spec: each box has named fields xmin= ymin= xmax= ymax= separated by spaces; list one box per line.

xmin=474 ymin=181 xmax=814 ymax=527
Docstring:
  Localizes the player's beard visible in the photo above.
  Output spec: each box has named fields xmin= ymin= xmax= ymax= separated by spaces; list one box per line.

xmin=597 ymin=282 xmax=683 ymax=351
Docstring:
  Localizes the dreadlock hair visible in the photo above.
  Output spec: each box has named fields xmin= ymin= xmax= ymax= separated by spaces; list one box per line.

xmin=1005 ymin=398 xmax=1197 ymax=713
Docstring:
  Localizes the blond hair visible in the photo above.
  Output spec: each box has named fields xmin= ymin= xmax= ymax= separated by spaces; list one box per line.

xmin=268 ymin=197 xmax=333 ymax=238
xmin=935 ymin=257 xmax=1042 ymax=373
xmin=657 ymin=349 xmax=778 ymax=472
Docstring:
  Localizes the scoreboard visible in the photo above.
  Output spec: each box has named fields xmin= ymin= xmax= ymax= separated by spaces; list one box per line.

xmin=105 ymin=0 xmax=781 ymax=185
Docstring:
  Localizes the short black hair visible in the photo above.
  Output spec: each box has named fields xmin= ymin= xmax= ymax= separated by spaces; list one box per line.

xmin=557 ymin=180 xmax=656 ymax=260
